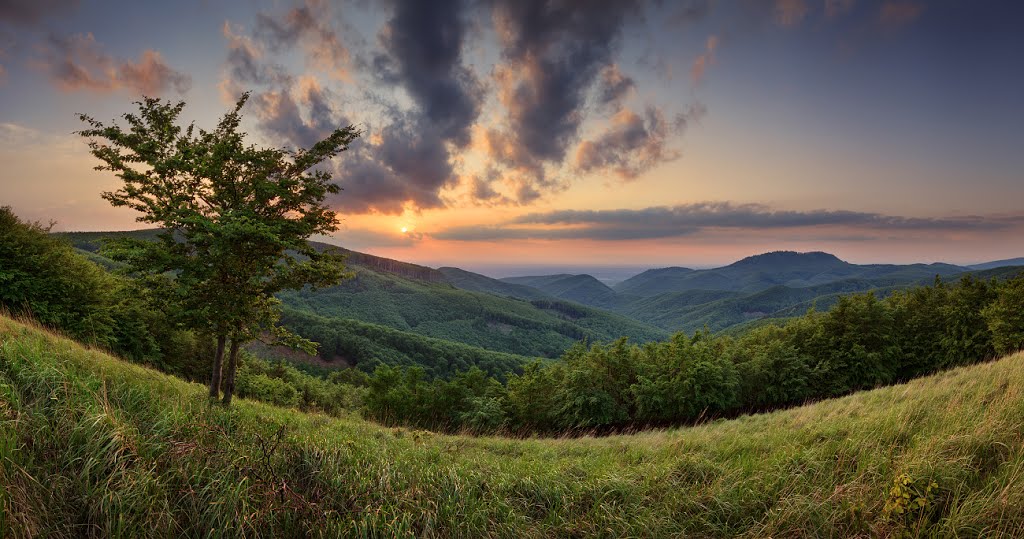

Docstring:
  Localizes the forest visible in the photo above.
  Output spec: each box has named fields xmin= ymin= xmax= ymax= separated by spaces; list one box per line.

xmin=4 ymin=205 xmax=1023 ymax=437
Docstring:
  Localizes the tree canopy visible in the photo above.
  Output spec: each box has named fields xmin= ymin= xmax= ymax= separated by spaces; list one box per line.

xmin=77 ymin=93 xmax=359 ymax=404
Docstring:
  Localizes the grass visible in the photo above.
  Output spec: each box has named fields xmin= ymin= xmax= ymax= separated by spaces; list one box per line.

xmin=2 ymin=315 xmax=1023 ymax=537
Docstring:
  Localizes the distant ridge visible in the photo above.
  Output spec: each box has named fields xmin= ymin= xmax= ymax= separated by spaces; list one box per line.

xmin=969 ymin=257 xmax=1024 ymax=271
xmin=500 ymin=274 xmax=618 ymax=307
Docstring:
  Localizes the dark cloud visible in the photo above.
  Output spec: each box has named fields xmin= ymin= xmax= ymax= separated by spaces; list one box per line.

xmin=222 ymin=22 xmax=291 ymax=87
xmin=249 ymin=77 xmax=344 ymax=150
xmin=432 ymin=202 xmax=1024 ymax=241
xmin=0 ymin=0 xmax=76 ymax=25
xmin=253 ymin=0 xmax=350 ymax=79
xmin=38 ymin=32 xmax=190 ymax=95
xmin=242 ymin=77 xmax=453 ymax=214
xmin=490 ymin=0 xmax=644 ymax=163
xmin=596 ymin=64 xmax=634 ymax=111
xmin=372 ymin=0 xmax=483 ymax=147
xmin=668 ymin=0 xmax=713 ymax=26
xmin=575 ymin=104 xmax=704 ymax=180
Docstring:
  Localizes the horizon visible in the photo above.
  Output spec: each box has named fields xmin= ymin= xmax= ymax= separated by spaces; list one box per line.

xmin=3 ymin=1 xmax=1024 ymax=266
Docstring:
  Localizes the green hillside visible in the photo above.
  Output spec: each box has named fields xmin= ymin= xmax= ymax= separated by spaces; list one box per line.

xmin=278 ymin=265 xmax=667 ymax=358
xmin=500 ymin=273 xmax=619 ymax=307
xmin=3 ymin=314 xmax=1024 ymax=537
xmin=615 ymin=251 xmax=967 ymax=296
xmin=58 ymin=230 xmax=668 ymax=360
xmin=436 ymin=266 xmax=550 ymax=300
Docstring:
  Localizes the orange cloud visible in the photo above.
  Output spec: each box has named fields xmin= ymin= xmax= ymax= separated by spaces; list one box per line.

xmin=37 ymin=33 xmax=190 ymax=95
xmin=880 ymin=1 xmax=925 ymax=28
xmin=690 ymin=35 xmax=719 ymax=85
xmin=774 ymin=0 xmax=809 ymax=27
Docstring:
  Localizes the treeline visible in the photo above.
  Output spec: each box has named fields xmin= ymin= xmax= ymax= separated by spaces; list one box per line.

xmin=0 ymin=207 xmax=211 ymax=380
xmin=279 ymin=308 xmax=530 ymax=379
xmin=358 ymin=274 xmax=1024 ymax=434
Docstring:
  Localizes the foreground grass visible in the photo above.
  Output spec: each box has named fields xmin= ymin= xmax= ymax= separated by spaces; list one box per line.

xmin=1 ymin=316 xmax=1022 ymax=537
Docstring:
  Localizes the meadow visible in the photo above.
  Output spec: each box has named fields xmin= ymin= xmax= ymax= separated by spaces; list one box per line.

xmin=2 ymin=314 xmax=1023 ymax=537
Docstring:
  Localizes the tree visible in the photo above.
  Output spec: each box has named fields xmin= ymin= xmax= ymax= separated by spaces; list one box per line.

xmin=77 ymin=93 xmax=359 ymax=404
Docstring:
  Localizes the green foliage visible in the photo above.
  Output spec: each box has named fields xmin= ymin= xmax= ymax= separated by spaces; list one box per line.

xmin=883 ymin=473 xmax=941 ymax=534
xmin=984 ymin=277 xmax=1024 ymax=354
xmin=0 ymin=207 xmax=210 ymax=378
xmin=4 ymin=313 xmax=1024 ymax=537
xmin=0 ymin=207 xmax=117 ymax=346
xmin=279 ymin=264 xmax=668 ymax=359
xmin=77 ymin=93 xmax=358 ymax=403
xmin=280 ymin=308 xmax=531 ymax=379
xmin=361 ymin=274 xmax=1024 ymax=435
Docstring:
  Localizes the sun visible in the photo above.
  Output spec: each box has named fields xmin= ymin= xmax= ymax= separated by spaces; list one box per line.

xmin=400 ymin=226 xmax=408 ymax=234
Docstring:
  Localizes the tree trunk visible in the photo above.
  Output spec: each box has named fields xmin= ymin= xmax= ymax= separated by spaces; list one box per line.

xmin=209 ymin=334 xmax=226 ymax=400
xmin=222 ymin=338 xmax=241 ymax=406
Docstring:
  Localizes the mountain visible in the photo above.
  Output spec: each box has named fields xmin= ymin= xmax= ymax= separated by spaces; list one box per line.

xmin=436 ymin=266 xmax=549 ymax=300
xmin=500 ymin=273 xmax=619 ymax=307
xmin=612 ymin=266 xmax=695 ymax=296
xmin=615 ymin=251 xmax=968 ymax=296
xmin=969 ymin=257 xmax=1024 ymax=270
xmin=6 ymin=313 xmax=1024 ymax=536
xmin=59 ymin=230 xmax=669 ymax=362
xmin=278 ymin=264 xmax=666 ymax=359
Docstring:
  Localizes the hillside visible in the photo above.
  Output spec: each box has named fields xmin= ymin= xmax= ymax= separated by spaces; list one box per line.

xmin=971 ymin=257 xmax=1024 ymax=270
xmin=278 ymin=265 xmax=666 ymax=358
xmin=4 ymin=315 xmax=1024 ymax=537
xmin=436 ymin=266 xmax=549 ymax=300
xmin=500 ymin=273 xmax=619 ymax=307
xmin=615 ymin=251 xmax=967 ymax=296
xmin=58 ymin=230 xmax=669 ymax=360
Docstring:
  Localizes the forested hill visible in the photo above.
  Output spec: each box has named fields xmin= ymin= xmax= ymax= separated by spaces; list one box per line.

xmin=500 ymin=274 xmax=618 ymax=307
xmin=57 ymin=230 xmax=1023 ymax=351
xmin=310 ymin=240 xmax=446 ymax=282
xmin=58 ymin=230 xmax=669 ymax=362
xmin=615 ymin=251 xmax=968 ymax=296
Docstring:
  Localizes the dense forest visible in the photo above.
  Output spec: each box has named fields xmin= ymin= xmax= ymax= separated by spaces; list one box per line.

xmin=357 ymin=272 xmax=1024 ymax=434
xmin=4 ymin=206 xmax=1023 ymax=439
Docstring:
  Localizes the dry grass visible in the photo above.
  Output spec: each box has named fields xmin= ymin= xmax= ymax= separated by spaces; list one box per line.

xmin=2 ymin=315 xmax=1023 ymax=537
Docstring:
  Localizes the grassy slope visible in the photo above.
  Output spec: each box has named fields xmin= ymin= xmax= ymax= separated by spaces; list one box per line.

xmin=3 ymin=316 xmax=1023 ymax=537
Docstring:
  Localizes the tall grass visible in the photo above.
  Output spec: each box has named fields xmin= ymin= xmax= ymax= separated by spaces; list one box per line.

xmin=1 ymin=314 xmax=1023 ymax=537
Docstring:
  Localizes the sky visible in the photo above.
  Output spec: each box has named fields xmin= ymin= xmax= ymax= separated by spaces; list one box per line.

xmin=1 ymin=0 xmax=1022 ymax=271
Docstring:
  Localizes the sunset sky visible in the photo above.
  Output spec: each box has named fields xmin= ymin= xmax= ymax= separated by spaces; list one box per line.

xmin=1 ymin=0 xmax=1022 ymax=270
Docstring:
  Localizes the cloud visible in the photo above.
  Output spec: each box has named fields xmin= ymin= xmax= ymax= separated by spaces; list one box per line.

xmin=879 ymin=1 xmax=925 ymax=29
xmin=774 ymin=0 xmax=810 ymax=27
xmin=319 ymin=112 xmax=458 ymax=215
xmin=253 ymin=0 xmax=351 ymax=80
xmin=668 ymin=0 xmax=713 ymax=27
xmin=250 ymin=79 xmax=342 ymax=150
xmin=330 ymin=226 xmax=423 ymax=249
xmin=37 ymin=33 xmax=190 ymax=95
xmin=575 ymin=104 xmax=705 ymax=181
xmin=825 ymin=0 xmax=856 ymax=19
xmin=432 ymin=202 xmax=1024 ymax=241
xmin=490 ymin=0 xmax=643 ymax=164
xmin=371 ymin=0 xmax=483 ymax=148
xmin=0 ymin=0 xmax=76 ymax=25
xmin=690 ymin=35 xmax=718 ymax=85
xmin=222 ymin=21 xmax=291 ymax=88
xmin=596 ymin=64 xmax=634 ymax=111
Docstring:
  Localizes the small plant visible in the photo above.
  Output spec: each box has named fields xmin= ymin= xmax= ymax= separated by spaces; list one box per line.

xmin=883 ymin=473 xmax=939 ymax=531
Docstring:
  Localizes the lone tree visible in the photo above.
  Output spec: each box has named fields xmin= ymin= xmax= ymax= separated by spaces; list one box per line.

xmin=78 ymin=93 xmax=359 ymax=405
